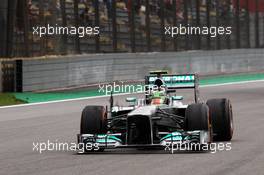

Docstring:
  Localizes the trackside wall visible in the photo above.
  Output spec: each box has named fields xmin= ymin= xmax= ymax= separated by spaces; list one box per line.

xmin=0 ymin=61 xmax=2 ymax=92
xmin=20 ymin=48 xmax=264 ymax=91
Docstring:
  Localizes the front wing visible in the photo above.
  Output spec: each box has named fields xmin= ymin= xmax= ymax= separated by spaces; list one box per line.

xmin=77 ymin=130 xmax=210 ymax=153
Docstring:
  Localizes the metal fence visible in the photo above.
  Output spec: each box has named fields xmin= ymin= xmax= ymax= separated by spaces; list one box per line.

xmin=1 ymin=0 xmax=264 ymax=57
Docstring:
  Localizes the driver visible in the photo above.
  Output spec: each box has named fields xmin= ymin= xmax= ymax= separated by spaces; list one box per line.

xmin=154 ymin=73 xmax=165 ymax=88
xmin=150 ymin=73 xmax=169 ymax=105
xmin=151 ymin=88 xmax=166 ymax=105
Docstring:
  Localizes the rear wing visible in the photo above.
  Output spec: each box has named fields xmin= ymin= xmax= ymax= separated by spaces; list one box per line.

xmin=145 ymin=74 xmax=200 ymax=102
xmin=149 ymin=70 xmax=169 ymax=75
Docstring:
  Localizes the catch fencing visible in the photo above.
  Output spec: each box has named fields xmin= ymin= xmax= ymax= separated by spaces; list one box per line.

xmin=1 ymin=0 xmax=264 ymax=57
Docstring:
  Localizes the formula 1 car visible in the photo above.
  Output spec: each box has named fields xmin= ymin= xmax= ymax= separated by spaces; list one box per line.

xmin=77 ymin=71 xmax=233 ymax=152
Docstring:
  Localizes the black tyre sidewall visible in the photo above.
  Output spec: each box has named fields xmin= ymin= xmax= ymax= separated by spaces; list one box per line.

xmin=206 ymin=99 xmax=233 ymax=141
xmin=80 ymin=106 xmax=107 ymax=134
xmin=185 ymin=103 xmax=209 ymax=131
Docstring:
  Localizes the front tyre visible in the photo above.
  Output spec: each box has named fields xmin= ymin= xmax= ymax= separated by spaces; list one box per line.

xmin=184 ymin=103 xmax=212 ymax=151
xmin=206 ymin=99 xmax=233 ymax=141
xmin=185 ymin=103 xmax=211 ymax=131
xmin=80 ymin=106 xmax=107 ymax=152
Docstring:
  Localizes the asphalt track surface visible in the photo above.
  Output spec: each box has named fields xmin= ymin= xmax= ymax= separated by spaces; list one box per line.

xmin=1 ymin=81 xmax=264 ymax=175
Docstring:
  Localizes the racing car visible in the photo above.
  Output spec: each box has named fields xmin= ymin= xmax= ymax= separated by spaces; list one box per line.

xmin=77 ymin=71 xmax=234 ymax=152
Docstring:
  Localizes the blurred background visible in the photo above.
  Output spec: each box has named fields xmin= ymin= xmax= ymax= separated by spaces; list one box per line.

xmin=0 ymin=0 xmax=264 ymax=58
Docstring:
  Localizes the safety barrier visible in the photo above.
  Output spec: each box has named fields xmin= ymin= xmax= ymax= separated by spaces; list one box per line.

xmin=1 ymin=48 xmax=264 ymax=92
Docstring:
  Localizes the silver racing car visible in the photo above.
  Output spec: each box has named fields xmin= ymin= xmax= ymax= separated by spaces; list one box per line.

xmin=77 ymin=71 xmax=234 ymax=152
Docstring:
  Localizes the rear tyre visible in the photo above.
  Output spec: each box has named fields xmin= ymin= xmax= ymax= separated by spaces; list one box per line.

xmin=80 ymin=106 xmax=107 ymax=152
xmin=206 ymin=99 xmax=233 ymax=141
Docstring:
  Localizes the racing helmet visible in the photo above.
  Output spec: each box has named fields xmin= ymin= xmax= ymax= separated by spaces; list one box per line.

xmin=154 ymin=78 xmax=164 ymax=88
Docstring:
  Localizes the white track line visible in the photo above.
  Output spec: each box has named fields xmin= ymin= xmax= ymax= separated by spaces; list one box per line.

xmin=0 ymin=79 xmax=264 ymax=109
xmin=0 ymin=92 xmax=132 ymax=109
xmin=201 ymin=79 xmax=264 ymax=87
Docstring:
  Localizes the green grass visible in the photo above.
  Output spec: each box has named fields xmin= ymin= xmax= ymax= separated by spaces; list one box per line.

xmin=0 ymin=93 xmax=26 ymax=106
